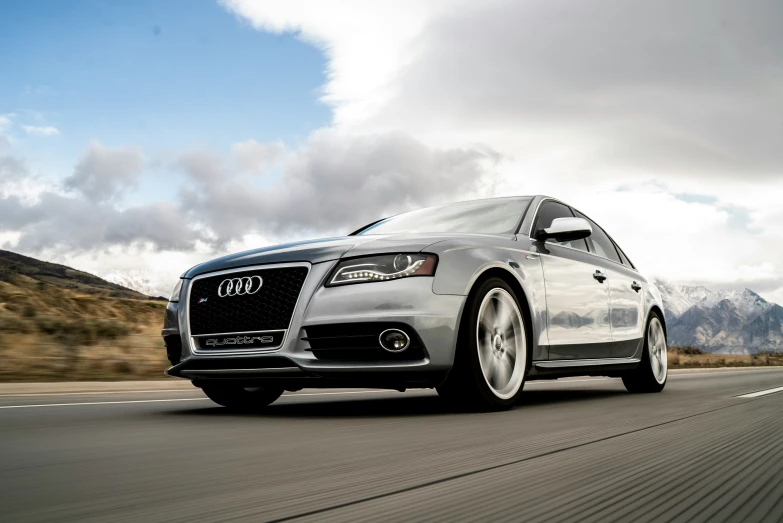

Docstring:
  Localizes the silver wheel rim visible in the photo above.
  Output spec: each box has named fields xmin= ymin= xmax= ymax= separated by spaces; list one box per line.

xmin=648 ymin=317 xmax=667 ymax=384
xmin=476 ymin=288 xmax=527 ymax=400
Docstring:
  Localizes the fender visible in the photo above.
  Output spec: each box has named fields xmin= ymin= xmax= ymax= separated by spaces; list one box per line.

xmin=426 ymin=238 xmax=549 ymax=359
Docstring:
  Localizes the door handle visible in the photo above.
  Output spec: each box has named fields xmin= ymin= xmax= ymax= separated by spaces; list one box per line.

xmin=631 ymin=281 xmax=642 ymax=292
xmin=593 ymin=270 xmax=607 ymax=283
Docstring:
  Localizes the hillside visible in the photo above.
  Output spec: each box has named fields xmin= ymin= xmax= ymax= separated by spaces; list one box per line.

xmin=0 ymin=249 xmax=153 ymax=300
xmin=0 ymin=250 xmax=168 ymax=381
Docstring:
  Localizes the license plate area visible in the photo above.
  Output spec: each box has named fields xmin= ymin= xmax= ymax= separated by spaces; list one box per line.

xmin=193 ymin=330 xmax=286 ymax=351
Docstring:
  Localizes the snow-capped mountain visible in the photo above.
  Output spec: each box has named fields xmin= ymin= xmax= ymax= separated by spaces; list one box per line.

xmin=654 ymin=279 xmax=782 ymax=354
xmin=103 ymin=271 xmax=170 ymax=299
xmin=653 ymin=280 xmax=713 ymax=319
xmin=698 ymin=288 xmax=772 ymax=320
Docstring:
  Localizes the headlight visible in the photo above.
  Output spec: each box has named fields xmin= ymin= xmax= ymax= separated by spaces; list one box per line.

xmin=169 ymin=279 xmax=183 ymax=302
xmin=327 ymin=254 xmax=437 ymax=286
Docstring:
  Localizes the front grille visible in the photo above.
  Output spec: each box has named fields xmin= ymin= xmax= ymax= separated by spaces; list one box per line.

xmin=188 ymin=266 xmax=308 ymax=336
xmin=303 ymin=323 xmax=427 ymax=361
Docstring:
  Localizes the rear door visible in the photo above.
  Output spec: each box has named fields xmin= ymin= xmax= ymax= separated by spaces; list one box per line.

xmin=532 ymin=200 xmax=613 ymax=359
xmin=573 ymin=211 xmax=645 ymax=357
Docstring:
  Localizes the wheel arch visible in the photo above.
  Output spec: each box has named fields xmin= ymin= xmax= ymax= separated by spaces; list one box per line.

xmin=648 ymin=304 xmax=667 ymax=338
xmin=457 ymin=266 xmax=536 ymax=366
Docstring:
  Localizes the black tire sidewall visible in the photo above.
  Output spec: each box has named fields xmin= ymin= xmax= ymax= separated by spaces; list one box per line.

xmin=202 ymin=384 xmax=284 ymax=410
xmin=463 ymin=278 xmax=529 ymax=409
xmin=623 ymin=311 xmax=666 ymax=393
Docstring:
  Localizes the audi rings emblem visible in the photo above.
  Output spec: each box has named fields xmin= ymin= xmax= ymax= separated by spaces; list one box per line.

xmin=217 ymin=276 xmax=263 ymax=297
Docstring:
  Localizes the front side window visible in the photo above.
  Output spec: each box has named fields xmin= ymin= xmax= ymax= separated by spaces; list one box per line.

xmin=533 ymin=200 xmax=588 ymax=252
xmin=357 ymin=197 xmax=530 ymax=236
xmin=574 ymin=210 xmax=622 ymax=263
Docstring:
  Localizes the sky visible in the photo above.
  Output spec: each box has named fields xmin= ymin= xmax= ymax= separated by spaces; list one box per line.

xmin=1 ymin=0 xmax=782 ymax=301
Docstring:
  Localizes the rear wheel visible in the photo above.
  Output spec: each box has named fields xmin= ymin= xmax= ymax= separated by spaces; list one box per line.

xmin=438 ymin=278 xmax=528 ymax=410
xmin=622 ymin=313 xmax=667 ymax=393
xmin=201 ymin=384 xmax=284 ymax=410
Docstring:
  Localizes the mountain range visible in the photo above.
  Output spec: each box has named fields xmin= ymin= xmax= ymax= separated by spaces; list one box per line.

xmin=655 ymin=280 xmax=783 ymax=354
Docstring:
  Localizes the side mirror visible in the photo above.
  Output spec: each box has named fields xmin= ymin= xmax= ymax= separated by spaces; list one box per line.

xmin=535 ymin=217 xmax=592 ymax=242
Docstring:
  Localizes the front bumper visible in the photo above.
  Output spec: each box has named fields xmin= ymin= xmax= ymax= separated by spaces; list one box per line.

xmin=164 ymin=260 xmax=466 ymax=385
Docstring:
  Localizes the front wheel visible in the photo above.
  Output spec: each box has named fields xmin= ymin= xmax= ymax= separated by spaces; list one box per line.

xmin=438 ymin=278 xmax=528 ymax=410
xmin=201 ymin=384 xmax=284 ymax=410
xmin=622 ymin=313 xmax=667 ymax=393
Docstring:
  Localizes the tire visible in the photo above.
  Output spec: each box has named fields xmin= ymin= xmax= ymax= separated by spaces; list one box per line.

xmin=201 ymin=384 xmax=284 ymax=410
xmin=437 ymin=277 xmax=529 ymax=411
xmin=622 ymin=312 xmax=668 ymax=393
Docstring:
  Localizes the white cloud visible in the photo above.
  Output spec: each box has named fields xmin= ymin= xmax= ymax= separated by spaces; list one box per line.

xmin=64 ymin=141 xmax=143 ymax=202
xmin=231 ymin=139 xmax=285 ymax=173
xmin=220 ymin=0 xmax=783 ymax=303
xmin=4 ymin=1 xmax=783 ymax=305
xmin=220 ymin=0 xmax=452 ymax=126
xmin=23 ymin=85 xmax=53 ymax=96
xmin=0 ymin=114 xmax=14 ymax=132
xmin=180 ymin=129 xmax=499 ymax=242
xmin=2 ymin=130 xmax=497 ymax=255
xmin=22 ymin=125 xmax=60 ymax=137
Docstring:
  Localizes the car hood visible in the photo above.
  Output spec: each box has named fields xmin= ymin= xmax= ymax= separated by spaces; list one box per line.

xmin=182 ymin=234 xmax=461 ymax=278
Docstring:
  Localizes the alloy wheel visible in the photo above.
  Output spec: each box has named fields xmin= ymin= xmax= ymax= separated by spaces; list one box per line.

xmin=476 ymin=288 xmax=526 ymax=400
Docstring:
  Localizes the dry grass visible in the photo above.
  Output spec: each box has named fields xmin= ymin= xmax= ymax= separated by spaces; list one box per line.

xmin=0 ymin=274 xmax=168 ymax=381
xmin=668 ymin=347 xmax=783 ymax=369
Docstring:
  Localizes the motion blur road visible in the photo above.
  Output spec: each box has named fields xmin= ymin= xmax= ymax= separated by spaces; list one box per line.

xmin=1 ymin=368 xmax=782 ymax=522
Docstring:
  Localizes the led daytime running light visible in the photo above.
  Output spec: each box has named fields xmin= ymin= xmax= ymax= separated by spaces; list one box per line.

xmin=336 ymin=259 xmax=424 ymax=283
xmin=328 ymin=254 xmax=436 ymax=286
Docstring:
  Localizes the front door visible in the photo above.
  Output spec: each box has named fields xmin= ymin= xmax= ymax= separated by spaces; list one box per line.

xmin=532 ymin=200 xmax=613 ymax=360
xmin=574 ymin=210 xmax=645 ymax=358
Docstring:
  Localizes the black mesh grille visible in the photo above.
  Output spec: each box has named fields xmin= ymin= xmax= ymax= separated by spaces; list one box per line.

xmin=188 ymin=267 xmax=308 ymax=336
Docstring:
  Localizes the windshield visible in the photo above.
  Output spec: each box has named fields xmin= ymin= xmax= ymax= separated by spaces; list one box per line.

xmin=356 ymin=197 xmax=531 ymax=236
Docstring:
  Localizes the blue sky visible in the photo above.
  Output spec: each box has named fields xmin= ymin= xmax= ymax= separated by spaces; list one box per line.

xmin=1 ymin=0 xmax=329 ymax=179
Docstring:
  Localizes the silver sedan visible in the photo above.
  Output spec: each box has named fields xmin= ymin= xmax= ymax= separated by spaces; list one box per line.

xmin=162 ymin=195 xmax=668 ymax=410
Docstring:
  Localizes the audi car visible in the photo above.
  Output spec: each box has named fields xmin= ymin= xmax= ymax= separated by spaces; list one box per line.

xmin=163 ymin=195 xmax=668 ymax=410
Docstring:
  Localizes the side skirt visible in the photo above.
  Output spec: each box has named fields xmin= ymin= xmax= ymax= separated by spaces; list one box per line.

xmin=527 ymin=357 xmax=640 ymax=380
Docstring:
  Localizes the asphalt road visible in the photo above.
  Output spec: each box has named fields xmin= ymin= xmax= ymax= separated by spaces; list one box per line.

xmin=1 ymin=368 xmax=782 ymax=522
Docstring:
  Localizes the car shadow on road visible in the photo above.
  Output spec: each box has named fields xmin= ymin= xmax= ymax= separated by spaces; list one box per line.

xmin=163 ymin=387 xmax=627 ymax=419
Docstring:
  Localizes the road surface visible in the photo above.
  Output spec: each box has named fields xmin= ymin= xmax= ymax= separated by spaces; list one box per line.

xmin=1 ymin=368 xmax=782 ymax=522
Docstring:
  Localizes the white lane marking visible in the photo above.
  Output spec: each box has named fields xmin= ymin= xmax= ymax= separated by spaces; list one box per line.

xmin=283 ymin=390 xmax=392 ymax=397
xmin=0 ymin=380 xmax=620 ymax=410
xmin=2 ymin=368 xmax=775 ymax=399
xmin=0 ymin=381 xmax=606 ymax=400
xmin=673 ymin=368 xmax=783 ymax=377
xmin=527 ymin=378 xmax=611 ymax=384
xmin=0 ymin=389 xmax=195 ymax=398
xmin=0 ymin=390 xmax=394 ymax=410
xmin=0 ymin=398 xmax=209 ymax=409
xmin=736 ymin=385 xmax=783 ymax=398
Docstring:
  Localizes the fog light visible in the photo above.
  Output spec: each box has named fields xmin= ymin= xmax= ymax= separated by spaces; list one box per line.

xmin=379 ymin=329 xmax=410 ymax=353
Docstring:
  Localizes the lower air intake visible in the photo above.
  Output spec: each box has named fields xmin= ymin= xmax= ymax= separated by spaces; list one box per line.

xmin=303 ymin=323 xmax=427 ymax=361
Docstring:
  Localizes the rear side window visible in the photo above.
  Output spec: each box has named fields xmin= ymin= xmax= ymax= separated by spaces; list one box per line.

xmin=534 ymin=201 xmax=588 ymax=252
xmin=613 ymin=241 xmax=635 ymax=268
xmin=573 ymin=210 xmax=622 ymax=263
